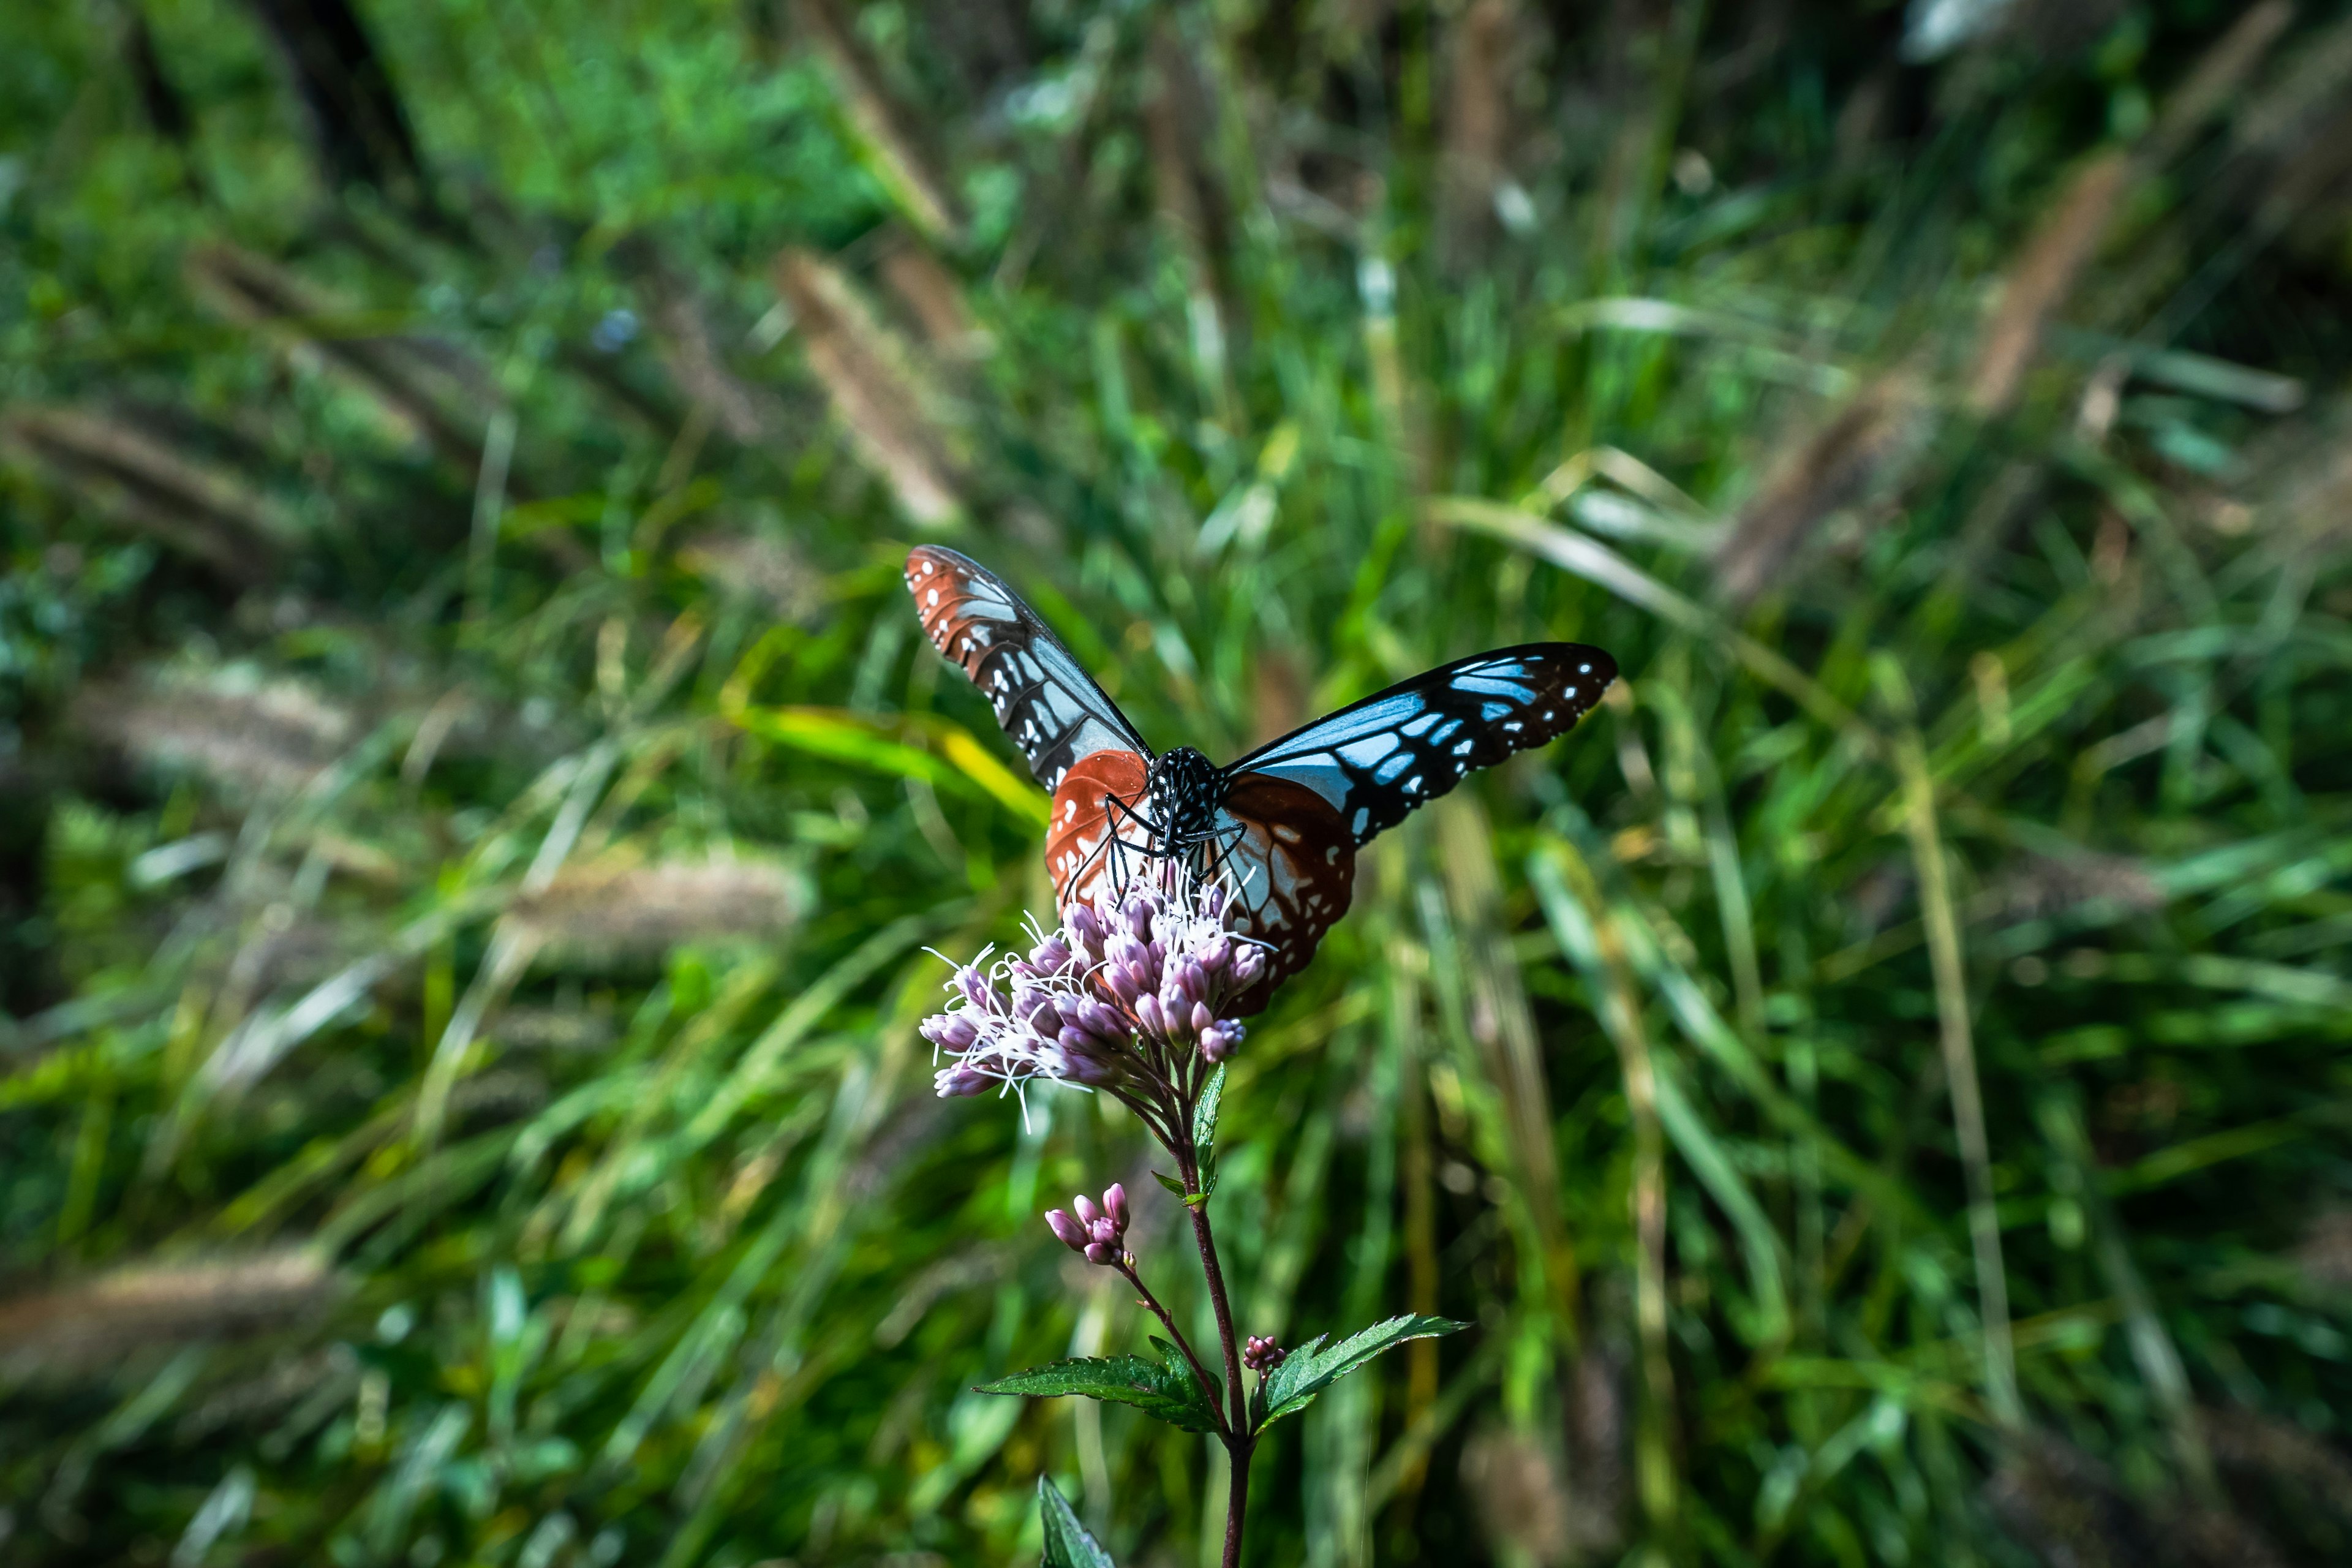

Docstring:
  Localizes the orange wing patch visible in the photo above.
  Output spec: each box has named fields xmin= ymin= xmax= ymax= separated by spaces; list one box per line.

xmin=1047 ymin=750 xmax=1153 ymax=913
xmin=1215 ymin=772 xmax=1357 ymax=1014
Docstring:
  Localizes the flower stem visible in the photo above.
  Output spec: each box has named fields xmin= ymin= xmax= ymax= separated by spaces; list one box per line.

xmin=1185 ymin=1192 xmax=1252 ymax=1567
xmin=1117 ymin=1262 xmax=1227 ymax=1434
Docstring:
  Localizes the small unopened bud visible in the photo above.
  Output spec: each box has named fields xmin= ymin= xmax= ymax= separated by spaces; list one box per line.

xmin=1173 ymin=959 xmax=1207 ymax=1003
xmin=1134 ymin=993 xmax=1166 ymax=1036
xmin=922 ymin=1014 xmax=978 ymax=1053
xmin=1199 ymin=934 xmax=1231 ymax=975
xmin=1125 ymin=899 xmax=1155 ymax=941
xmin=938 ymin=1065 xmax=993 ymax=1096
xmin=1046 ymin=1209 xmax=1088 ymax=1251
xmin=1104 ymin=964 xmax=1141 ymax=1005
xmin=957 ymin=966 xmax=993 ymax=1009
xmin=1104 ymin=1183 xmax=1129 ymax=1232
xmin=1030 ymin=934 xmax=1072 ymax=973
xmin=1199 ymin=1027 xmax=1232 ymax=1063
xmin=1025 ymin=998 xmax=1064 ymax=1036
xmin=1190 ymin=1000 xmax=1215 ymax=1036
xmin=1230 ymin=944 xmax=1266 ymax=985
xmin=1073 ymin=1194 xmax=1101 ymax=1229
xmin=1076 ymin=999 xmax=1129 ymax=1042
xmin=1244 ymin=1335 xmax=1286 ymax=1372
xmin=1068 ymin=904 xmax=1106 ymax=959
xmin=1084 ymin=1240 xmax=1118 ymax=1266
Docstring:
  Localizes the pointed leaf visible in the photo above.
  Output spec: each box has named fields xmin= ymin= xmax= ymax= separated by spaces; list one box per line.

xmin=978 ymin=1354 xmax=1221 ymax=1434
xmin=1193 ymin=1063 xmax=1226 ymax=1153
xmin=1038 ymin=1476 xmax=1116 ymax=1568
xmin=1152 ymin=1169 xmax=1188 ymax=1198
xmin=1254 ymin=1315 xmax=1468 ymax=1432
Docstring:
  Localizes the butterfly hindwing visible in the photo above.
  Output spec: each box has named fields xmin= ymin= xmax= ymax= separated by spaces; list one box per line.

xmin=1047 ymin=750 xmax=1155 ymax=914
xmin=1223 ymin=643 xmax=1616 ymax=847
xmin=1208 ymin=774 xmax=1356 ymax=1014
xmin=905 ymin=546 xmax=1150 ymax=793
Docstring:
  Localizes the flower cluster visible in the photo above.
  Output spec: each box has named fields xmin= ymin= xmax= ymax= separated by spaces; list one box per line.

xmin=1046 ymin=1183 xmax=1131 ymax=1267
xmin=1243 ymin=1335 xmax=1286 ymax=1373
xmin=919 ymin=865 xmax=1265 ymax=1102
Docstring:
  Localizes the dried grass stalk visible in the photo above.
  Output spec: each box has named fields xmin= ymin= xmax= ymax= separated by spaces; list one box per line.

xmin=617 ymin=237 xmax=782 ymax=443
xmin=1144 ymin=25 xmax=1214 ymax=253
xmin=1714 ymin=370 xmax=1925 ymax=604
xmin=79 ymin=669 xmax=357 ymax=796
xmin=2293 ymin=1207 xmax=2352 ymax=1289
xmin=1993 ymin=851 xmax=2166 ymax=920
xmin=186 ymin=241 xmax=494 ymax=467
xmin=0 ymin=1251 xmax=340 ymax=1372
xmin=1967 ymin=151 xmax=2133 ymax=416
xmin=1461 ymin=1427 xmax=1574 ymax=1566
xmin=2143 ymin=1 xmax=2291 ymax=166
xmin=676 ymin=528 xmax=824 ymax=624
xmin=0 ymin=407 xmax=299 ymax=578
xmin=790 ymin=0 xmax=962 ymax=245
xmin=878 ymin=240 xmax=982 ymax=355
xmin=773 ymin=247 xmax=964 ymax=527
xmin=507 ymin=856 xmax=806 ymax=960
xmin=1438 ymin=0 xmax=1517 ymax=270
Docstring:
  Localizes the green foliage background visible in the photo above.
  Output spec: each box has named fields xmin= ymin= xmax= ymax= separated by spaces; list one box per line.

xmin=6 ymin=1 xmax=2352 ymax=1564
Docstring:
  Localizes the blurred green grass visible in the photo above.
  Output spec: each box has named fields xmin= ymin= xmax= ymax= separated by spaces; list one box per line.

xmin=6 ymin=1 xmax=2352 ymax=1564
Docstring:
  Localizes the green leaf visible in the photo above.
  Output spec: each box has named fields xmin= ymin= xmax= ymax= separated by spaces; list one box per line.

xmin=1192 ymin=1063 xmax=1226 ymax=1152
xmin=1151 ymin=1169 xmax=1188 ymax=1198
xmin=978 ymin=1354 xmax=1221 ymax=1434
xmin=1194 ymin=1144 xmax=1218 ymax=1202
xmin=1254 ymin=1315 xmax=1468 ymax=1432
xmin=1038 ymin=1476 xmax=1115 ymax=1568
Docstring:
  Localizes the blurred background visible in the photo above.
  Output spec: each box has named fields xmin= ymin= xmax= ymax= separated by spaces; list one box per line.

xmin=5 ymin=0 xmax=2352 ymax=1563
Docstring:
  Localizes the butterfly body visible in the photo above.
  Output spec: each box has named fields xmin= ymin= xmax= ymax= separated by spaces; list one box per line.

xmin=907 ymin=546 xmax=1615 ymax=1011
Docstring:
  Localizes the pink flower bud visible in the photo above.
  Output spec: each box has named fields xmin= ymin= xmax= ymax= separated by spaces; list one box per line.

xmin=1084 ymin=1240 xmax=1118 ymax=1266
xmin=1046 ymin=1209 xmax=1088 ymax=1250
xmin=1199 ymin=1027 xmax=1231 ymax=1062
xmin=1198 ymin=934 xmax=1231 ymax=974
xmin=1124 ymin=959 xmax=1156 ymax=995
xmin=1191 ymin=1001 xmax=1215 ymax=1035
xmin=1104 ymin=1183 xmax=1128 ymax=1231
xmin=1134 ymin=993 xmax=1166 ymax=1036
xmin=1030 ymin=935 xmax=1072 ymax=973
xmin=1090 ymin=1216 xmax=1119 ymax=1246
xmin=1231 ymin=944 xmax=1265 ymax=984
xmin=1125 ymin=900 xmax=1155 ymax=941
xmin=1104 ymin=964 xmax=1140 ymax=1004
xmin=938 ymin=1065 xmax=992 ymax=1096
xmin=1074 ymin=1194 xmax=1101 ymax=1229
xmin=1076 ymin=1000 xmax=1128 ymax=1042
xmin=1174 ymin=960 xmax=1207 ymax=1003
xmin=922 ymin=1014 xmax=978 ymax=1053
xmin=957 ymin=966 xmax=993 ymax=1009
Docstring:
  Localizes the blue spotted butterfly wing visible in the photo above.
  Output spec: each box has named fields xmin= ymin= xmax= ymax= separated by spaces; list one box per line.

xmin=905 ymin=546 xmax=1151 ymax=793
xmin=1213 ymin=643 xmax=1616 ymax=1003
xmin=906 ymin=547 xmax=1159 ymax=914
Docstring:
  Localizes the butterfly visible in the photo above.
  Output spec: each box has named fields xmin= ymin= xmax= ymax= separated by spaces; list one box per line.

xmin=905 ymin=546 xmax=1616 ymax=1011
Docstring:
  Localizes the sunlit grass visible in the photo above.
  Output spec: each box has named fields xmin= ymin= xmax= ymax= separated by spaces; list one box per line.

xmin=5 ymin=2 xmax=2352 ymax=1566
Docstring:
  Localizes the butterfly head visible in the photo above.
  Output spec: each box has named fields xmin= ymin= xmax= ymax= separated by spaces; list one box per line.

xmin=1143 ymin=747 xmax=1223 ymax=848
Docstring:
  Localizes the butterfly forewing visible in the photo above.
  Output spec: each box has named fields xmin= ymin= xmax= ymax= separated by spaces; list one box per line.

xmin=905 ymin=546 xmax=1151 ymax=793
xmin=1225 ymin=643 xmax=1616 ymax=846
